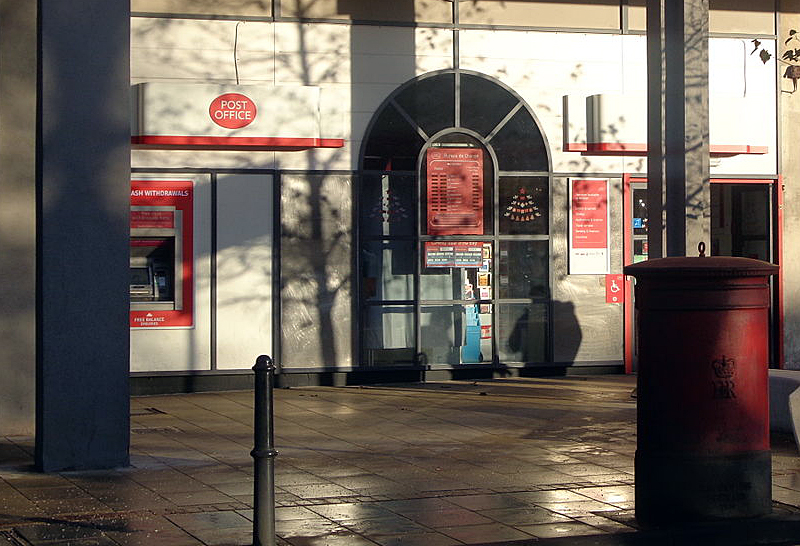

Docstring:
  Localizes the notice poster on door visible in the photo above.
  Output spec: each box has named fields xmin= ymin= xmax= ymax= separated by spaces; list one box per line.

xmin=130 ymin=180 xmax=194 ymax=328
xmin=569 ymin=178 xmax=610 ymax=274
xmin=424 ymin=241 xmax=484 ymax=268
xmin=426 ymin=147 xmax=484 ymax=235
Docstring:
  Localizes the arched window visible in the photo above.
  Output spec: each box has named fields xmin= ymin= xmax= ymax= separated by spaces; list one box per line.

xmin=359 ymin=70 xmax=551 ymax=368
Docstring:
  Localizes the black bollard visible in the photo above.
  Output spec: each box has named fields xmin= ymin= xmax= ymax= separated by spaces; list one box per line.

xmin=252 ymin=355 xmax=278 ymax=546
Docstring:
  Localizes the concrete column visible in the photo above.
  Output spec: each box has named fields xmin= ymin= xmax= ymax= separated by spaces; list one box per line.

xmin=646 ymin=0 xmax=711 ymax=258
xmin=35 ymin=0 xmax=131 ymax=471
xmin=780 ymin=3 xmax=800 ymax=368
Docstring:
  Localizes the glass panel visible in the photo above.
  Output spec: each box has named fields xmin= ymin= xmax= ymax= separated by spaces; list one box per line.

xmin=420 ymin=304 xmax=492 ymax=365
xmin=362 ymin=103 xmax=424 ymax=171
xmin=632 ymin=187 xmax=648 ymax=236
xmin=420 ymin=242 xmax=492 ymax=301
xmin=489 ymin=107 xmax=548 ymax=172
xmin=360 ymin=175 xmax=415 ymax=237
xmin=497 ymin=303 xmax=548 ymax=363
xmin=281 ymin=174 xmax=353 ymax=369
xmin=633 ymin=239 xmax=648 ymax=263
xmin=711 ymin=184 xmax=771 ymax=261
xmin=362 ymin=305 xmax=415 ymax=366
xmin=394 ymin=73 xmax=455 ymax=137
xmin=362 ymin=240 xmax=415 ymax=301
xmin=460 ymin=73 xmax=520 ymax=137
xmin=499 ymin=177 xmax=549 ymax=235
xmin=498 ymin=240 xmax=549 ymax=299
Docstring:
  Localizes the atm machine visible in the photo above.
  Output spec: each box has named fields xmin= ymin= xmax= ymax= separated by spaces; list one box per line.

xmin=129 ymin=205 xmax=183 ymax=312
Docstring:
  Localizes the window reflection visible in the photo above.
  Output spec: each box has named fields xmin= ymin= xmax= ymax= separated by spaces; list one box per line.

xmin=499 ymin=177 xmax=549 ymax=235
xmin=394 ymin=73 xmax=455 ymax=137
xmin=362 ymin=240 xmax=415 ymax=301
xmin=363 ymin=305 xmax=415 ymax=367
xmin=420 ymin=304 xmax=492 ymax=365
xmin=497 ymin=303 xmax=548 ymax=363
xmin=461 ymin=73 xmax=519 ymax=137
xmin=360 ymin=175 xmax=415 ymax=237
xmin=489 ymin=108 xmax=548 ymax=171
xmin=498 ymin=241 xmax=549 ymax=299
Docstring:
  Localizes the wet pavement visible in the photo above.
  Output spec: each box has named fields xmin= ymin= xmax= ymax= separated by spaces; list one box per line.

xmin=1 ymin=375 xmax=800 ymax=545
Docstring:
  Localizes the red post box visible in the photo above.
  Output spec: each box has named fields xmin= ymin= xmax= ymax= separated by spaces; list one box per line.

xmin=624 ymin=255 xmax=778 ymax=524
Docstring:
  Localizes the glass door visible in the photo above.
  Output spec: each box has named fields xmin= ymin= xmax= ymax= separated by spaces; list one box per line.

xmin=623 ymin=178 xmax=781 ymax=372
xmin=624 ymin=181 xmax=647 ymax=372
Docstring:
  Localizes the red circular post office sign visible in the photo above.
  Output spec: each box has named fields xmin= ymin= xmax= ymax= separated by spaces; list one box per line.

xmin=209 ymin=93 xmax=257 ymax=129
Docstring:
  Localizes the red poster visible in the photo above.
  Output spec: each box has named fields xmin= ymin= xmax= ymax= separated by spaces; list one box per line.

xmin=571 ymin=179 xmax=608 ymax=248
xmin=426 ymin=148 xmax=484 ymax=235
xmin=130 ymin=180 xmax=194 ymax=328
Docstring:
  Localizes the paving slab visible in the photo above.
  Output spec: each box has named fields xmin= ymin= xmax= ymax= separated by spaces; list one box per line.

xmin=1 ymin=375 xmax=800 ymax=545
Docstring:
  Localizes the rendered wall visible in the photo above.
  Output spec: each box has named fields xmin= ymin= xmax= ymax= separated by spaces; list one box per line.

xmin=460 ymin=1 xmax=621 ymax=29
xmin=0 ymin=0 xmax=37 ymax=435
xmin=132 ymin=17 xmax=777 ymax=176
xmin=780 ymin=4 xmax=800 ymax=368
xmin=627 ymin=1 xmax=776 ymax=34
xmin=216 ymin=174 xmax=274 ymax=369
xmin=458 ymin=31 xmax=776 ymax=177
xmin=130 ymin=0 xmax=452 ymax=22
xmin=279 ymin=0 xmax=451 ymax=22
xmin=130 ymin=12 xmax=781 ymax=372
xmin=132 ymin=0 xmax=272 ymax=17
xmin=131 ymin=19 xmax=452 ymax=171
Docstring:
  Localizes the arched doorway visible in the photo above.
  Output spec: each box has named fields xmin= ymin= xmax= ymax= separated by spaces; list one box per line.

xmin=358 ymin=70 xmax=552 ymax=369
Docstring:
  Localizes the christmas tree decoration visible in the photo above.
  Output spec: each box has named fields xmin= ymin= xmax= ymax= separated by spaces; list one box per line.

xmin=369 ymin=189 xmax=410 ymax=223
xmin=503 ymin=187 xmax=541 ymax=222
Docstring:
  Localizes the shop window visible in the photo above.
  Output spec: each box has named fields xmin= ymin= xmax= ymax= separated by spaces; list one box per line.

xmin=362 ymin=305 xmax=416 ymax=367
xmin=460 ymin=73 xmax=520 ymax=138
xmin=362 ymin=240 xmax=415 ymax=301
xmin=489 ymin=107 xmax=549 ymax=172
xmin=420 ymin=304 xmax=492 ymax=365
xmin=497 ymin=303 xmax=548 ymax=363
xmin=497 ymin=240 xmax=550 ymax=300
xmin=394 ymin=73 xmax=455 ymax=138
xmin=499 ymin=176 xmax=549 ymax=235
xmin=711 ymin=184 xmax=771 ymax=261
xmin=360 ymin=174 xmax=415 ymax=237
xmin=363 ymin=103 xmax=424 ymax=171
xmin=360 ymin=70 xmax=552 ymax=368
xmin=420 ymin=241 xmax=493 ymax=301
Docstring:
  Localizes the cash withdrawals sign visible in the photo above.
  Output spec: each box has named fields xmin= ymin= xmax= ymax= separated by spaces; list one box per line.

xmin=130 ymin=180 xmax=194 ymax=328
xmin=569 ymin=178 xmax=610 ymax=274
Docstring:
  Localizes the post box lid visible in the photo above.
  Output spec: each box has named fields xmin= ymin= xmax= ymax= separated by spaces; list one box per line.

xmin=624 ymin=256 xmax=779 ymax=278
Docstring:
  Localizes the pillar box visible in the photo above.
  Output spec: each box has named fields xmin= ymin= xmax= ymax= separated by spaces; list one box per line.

xmin=624 ymin=254 xmax=778 ymax=524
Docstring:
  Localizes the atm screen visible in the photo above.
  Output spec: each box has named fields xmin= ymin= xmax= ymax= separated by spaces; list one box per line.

xmin=130 ymin=266 xmax=150 ymax=286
